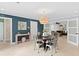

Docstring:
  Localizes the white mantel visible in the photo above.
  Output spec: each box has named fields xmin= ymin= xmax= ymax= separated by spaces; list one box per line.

xmin=15 ymin=33 xmax=29 ymax=44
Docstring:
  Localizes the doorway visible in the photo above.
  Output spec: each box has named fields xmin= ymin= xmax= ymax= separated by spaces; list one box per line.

xmin=4 ymin=17 xmax=12 ymax=44
xmin=0 ymin=17 xmax=12 ymax=44
xmin=67 ymin=19 xmax=78 ymax=47
xmin=30 ymin=21 xmax=37 ymax=40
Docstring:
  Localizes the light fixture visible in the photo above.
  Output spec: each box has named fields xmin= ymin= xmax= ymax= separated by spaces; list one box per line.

xmin=39 ymin=9 xmax=48 ymax=24
xmin=39 ymin=16 xmax=48 ymax=24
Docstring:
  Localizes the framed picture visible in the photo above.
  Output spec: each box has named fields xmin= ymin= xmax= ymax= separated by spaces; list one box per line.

xmin=18 ymin=21 xmax=27 ymax=30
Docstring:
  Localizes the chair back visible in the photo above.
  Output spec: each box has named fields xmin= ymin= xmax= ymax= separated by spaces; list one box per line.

xmin=50 ymin=31 xmax=58 ymax=47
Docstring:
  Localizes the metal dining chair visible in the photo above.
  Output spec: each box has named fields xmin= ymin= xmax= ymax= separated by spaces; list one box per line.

xmin=33 ymin=34 xmax=43 ymax=53
xmin=45 ymin=31 xmax=59 ymax=55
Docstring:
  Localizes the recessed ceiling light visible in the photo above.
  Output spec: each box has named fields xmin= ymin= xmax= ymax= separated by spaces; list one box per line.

xmin=38 ymin=8 xmax=52 ymax=15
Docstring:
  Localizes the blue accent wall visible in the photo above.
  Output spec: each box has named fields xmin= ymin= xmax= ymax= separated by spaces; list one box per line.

xmin=12 ymin=17 xmax=31 ymax=42
xmin=38 ymin=21 xmax=43 ymax=33
xmin=0 ymin=13 xmax=43 ymax=42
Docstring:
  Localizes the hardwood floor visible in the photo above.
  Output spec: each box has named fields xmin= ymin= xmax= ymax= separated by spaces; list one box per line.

xmin=0 ymin=36 xmax=79 ymax=56
xmin=57 ymin=36 xmax=79 ymax=56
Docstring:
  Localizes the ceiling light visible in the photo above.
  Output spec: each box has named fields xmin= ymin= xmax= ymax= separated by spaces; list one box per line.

xmin=39 ymin=16 xmax=48 ymax=24
xmin=39 ymin=10 xmax=48 ymax=24
xmin=38 ymin=8 xmax=51 ymax=15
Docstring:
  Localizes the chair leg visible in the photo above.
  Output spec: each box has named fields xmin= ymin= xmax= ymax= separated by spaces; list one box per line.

xmin=38 ymin=50 xmax=40 ymax=53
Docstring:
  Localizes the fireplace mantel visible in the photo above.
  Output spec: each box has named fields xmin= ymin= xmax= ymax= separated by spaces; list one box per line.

xmin=16 ymin=34 xmax=29 ymax=44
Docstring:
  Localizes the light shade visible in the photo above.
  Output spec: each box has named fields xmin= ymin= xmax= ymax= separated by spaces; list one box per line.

xmin=39 ymin=16 xmax=48 ymax=24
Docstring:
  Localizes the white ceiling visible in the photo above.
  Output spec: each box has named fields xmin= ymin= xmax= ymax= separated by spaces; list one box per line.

xmin=0 ymin=2 xmax=79 ymax=21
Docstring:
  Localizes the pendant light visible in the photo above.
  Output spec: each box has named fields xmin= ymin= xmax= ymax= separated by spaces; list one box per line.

xmin=39 ymin=10 xmax=48 ymax=24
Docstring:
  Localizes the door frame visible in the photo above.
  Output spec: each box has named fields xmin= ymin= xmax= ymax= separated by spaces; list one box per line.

xmin=67 ymin=18 xmax=79 ymax=47
xmin=30 ymin=21 xmax=38 ymax=40
xmin=0 ymin=17 xmax=12 ymax=44
xmin=0 ymin=21 xmax=4 ymax=42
